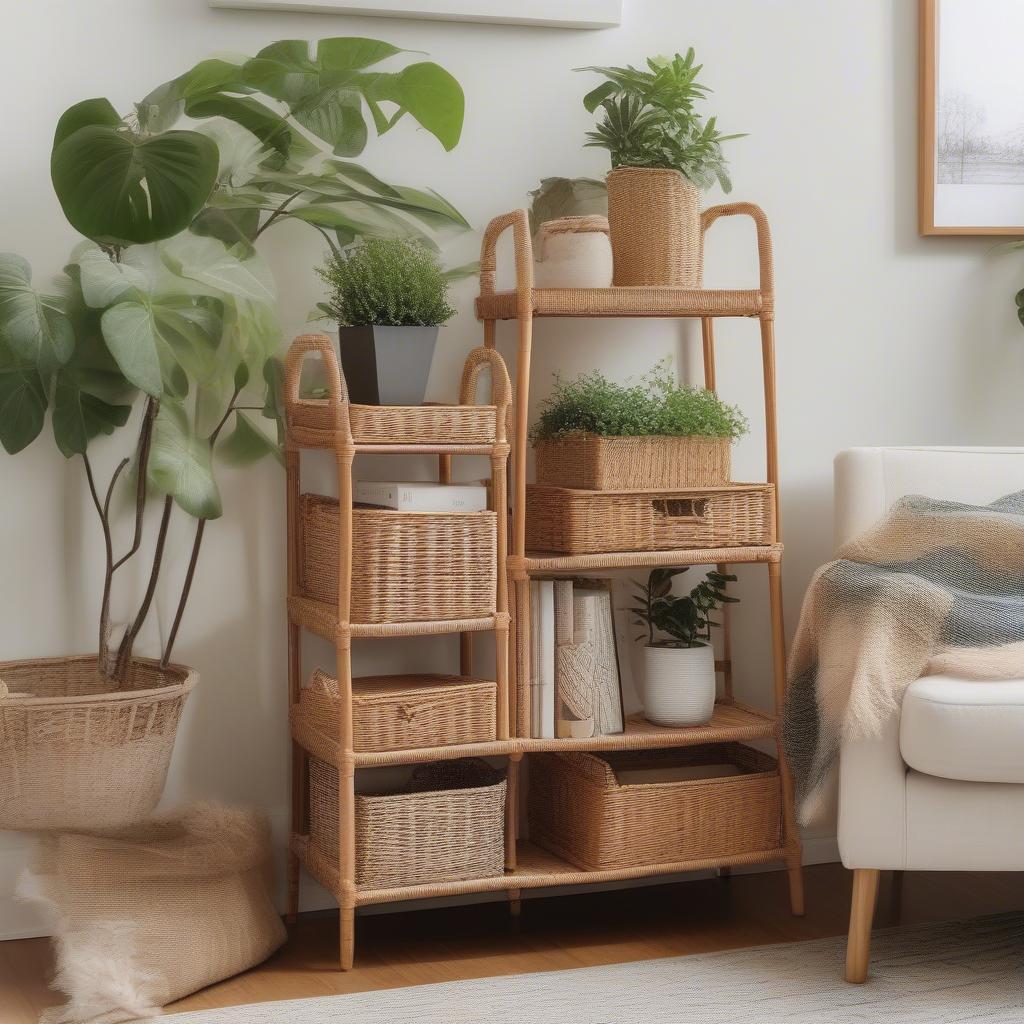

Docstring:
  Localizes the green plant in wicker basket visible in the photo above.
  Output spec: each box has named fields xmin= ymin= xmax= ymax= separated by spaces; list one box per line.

xmin=317 ymin=239 xmax=455 ymax=326
xmin=530 ymin=360 xmax=748 ymax=442
xmin=577 ymin=49 xmax=742 ymax=192
xmin=0 ymin=36 xmax=468 ymax=682
xmin=631 ymin=567 xmax=738 ymax=649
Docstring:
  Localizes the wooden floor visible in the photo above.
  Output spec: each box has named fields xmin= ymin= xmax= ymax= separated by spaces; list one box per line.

xmin=2 ymin=863 xmax=1022 ymax=1021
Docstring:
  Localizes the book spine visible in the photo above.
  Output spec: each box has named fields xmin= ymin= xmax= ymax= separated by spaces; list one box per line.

xmin=396 ymin=487 xmax=486 ymax=512
xmin=539 ymin=581 xmax=555 ymax=739
xmin=354 ymin=482 xmax=398 ymax=508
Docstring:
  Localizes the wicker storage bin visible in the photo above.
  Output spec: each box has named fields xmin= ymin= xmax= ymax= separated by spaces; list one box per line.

xmin=296 ymin=669 xmax=496 ymax=753
xmin=606 ymin=167 xmax=701 ymax=287
xmin=291 ymin=399 xmax=498 ymax=445
xmin=535 ymin=435 xmax=730 ymax=491
xmin=309 ymin=757 xmax=506 ymax=887
xmin=300 ymin=494 xmax=497 ymax=622
xmin=529 ymin=744 xmax=781 ymax=871
xmin=0 ymin=656 xmax=197 ymax=831
xmin=526 ymin=484 xmax=774 ymax=554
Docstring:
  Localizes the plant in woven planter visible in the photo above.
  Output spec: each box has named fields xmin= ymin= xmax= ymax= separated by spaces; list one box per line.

xmin=530 ymin=360 xmax=748 ymax=490
xmin=578 ymin=49 xmax=743 ymax=286
xmin=629 ymin=567 xmax=738 ymax=726
xmin=316 ymin=238 xmax=456 ymax=404
xmin=0 ymin=36 xmax=468 ymax=832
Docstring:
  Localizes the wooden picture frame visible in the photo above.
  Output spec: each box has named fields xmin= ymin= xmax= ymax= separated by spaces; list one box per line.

xmin=919 ymin=0 xmax=1024 ymax=235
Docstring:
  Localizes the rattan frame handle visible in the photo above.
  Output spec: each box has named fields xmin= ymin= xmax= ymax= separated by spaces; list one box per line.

xmin=700 ymin=202 xmax=774 ymax=298
xmin=283 ymin=333 xmax=351 ymax=431
xmin=459 ymin=346 xmax=512 ymax=443
xmin=478 ymin=209 xmax=534 ymax=301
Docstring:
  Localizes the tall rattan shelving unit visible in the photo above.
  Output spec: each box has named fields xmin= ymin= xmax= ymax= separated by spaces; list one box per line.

xmin=476 ymin=204 xmax=804 ymax=921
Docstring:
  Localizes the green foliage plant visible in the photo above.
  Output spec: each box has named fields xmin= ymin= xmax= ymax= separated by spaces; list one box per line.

xmin=631 ymin=567 xmax=738 ymax=649
xmin=0 ymin=36 xmax=468 ymax=682
xmin=527 ymin=177 xmax=607 ymax=236
xmin=577 ymin=49 xmax=742 ymax=192
xmin=317 ymin=239 xmax=455 ymax=326
xmin=530 ymin=360 xmax=748 ymax=443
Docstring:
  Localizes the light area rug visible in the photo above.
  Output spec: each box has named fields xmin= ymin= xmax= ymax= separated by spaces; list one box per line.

xmin=165 ymin=912 xmax=1024 ymax=1024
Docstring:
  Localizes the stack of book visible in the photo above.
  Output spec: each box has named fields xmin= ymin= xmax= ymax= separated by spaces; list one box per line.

xmin=529 ymin=579 xmax=624 ymax=739
xmin=354 ymin=481 xmax=489 ymax=512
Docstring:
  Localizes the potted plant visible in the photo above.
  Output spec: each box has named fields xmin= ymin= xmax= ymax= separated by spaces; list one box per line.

xmin=578 ymin=49 xmax=742 ymax=286
xmin=630 ymin=567 xmax=738 ymax=727
xmin=530 ymin=360 xmax=748 ymax=490
xmin=316 ymin=238 xmax=456 ymax=405
xmin=0 ymin=35 xmax=467 ymax=831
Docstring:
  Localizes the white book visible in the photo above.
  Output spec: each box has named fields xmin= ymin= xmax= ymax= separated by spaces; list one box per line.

xmin=354 ymin=481 xmax=488 ymax=512
xmin=529 ymin=580 xmax=556 ymax=739
xmin=573 ymin=587 xmax=624 ymax=735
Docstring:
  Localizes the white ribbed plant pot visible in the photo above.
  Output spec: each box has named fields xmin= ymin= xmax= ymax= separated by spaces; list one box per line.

xmin=642 ymin=643 xmax=716 ymax=727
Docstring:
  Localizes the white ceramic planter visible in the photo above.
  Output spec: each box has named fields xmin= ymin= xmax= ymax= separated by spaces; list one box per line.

xmin=642 ymin=643 xmax=716 ymax=727
xmin=534 ymin=215 xmax=613 ymax=288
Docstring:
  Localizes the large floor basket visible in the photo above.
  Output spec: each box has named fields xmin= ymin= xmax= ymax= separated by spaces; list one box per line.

xmin=0 ymin=655 xmax=197 ymax=831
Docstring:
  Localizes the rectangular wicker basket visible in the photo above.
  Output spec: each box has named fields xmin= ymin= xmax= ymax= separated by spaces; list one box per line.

xmin=525 ymin=484 xmax=775 ymax=554
xmin=300 ymin=494 xmax=497 ymax=622
xmin=296 ymin=670 xmax=496 ymax=753
xmin=535 ymin=435 xmax=730 ymax=491
xmin=528 ymin=744 xmax=781 ymax=871
xmin=309 ymin=757 xmax=506 ymax=888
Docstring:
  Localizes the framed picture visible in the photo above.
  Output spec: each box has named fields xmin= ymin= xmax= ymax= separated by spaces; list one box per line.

xmin=919 ymin=0 xmax=1024 ymax=235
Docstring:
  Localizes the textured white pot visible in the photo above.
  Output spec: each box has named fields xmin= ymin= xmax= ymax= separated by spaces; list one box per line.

xmin=642 ymin=643 xmax=716 ymax=727
xmin=534 ymin=216 xmax=613 ymax=288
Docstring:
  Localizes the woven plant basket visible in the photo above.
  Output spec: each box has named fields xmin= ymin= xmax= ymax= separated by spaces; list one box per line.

xmin=295 ymin=669 xmax=497 ymax=753
xmin=0 ymin=655 xmax=196 ymax=831
xmin=535 ymin=434 xmax=730 ymax=491
xmin=309 ymin=756 xmax=506 ymax=888
xmin=529 ymin=744 xmax=781 ymax=871
xmin=606 ymin=167 xmax=701 ymax=287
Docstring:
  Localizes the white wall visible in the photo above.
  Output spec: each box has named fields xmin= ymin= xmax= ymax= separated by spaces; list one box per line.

xmin=4 ymin=0 xmax=1024 ymax=938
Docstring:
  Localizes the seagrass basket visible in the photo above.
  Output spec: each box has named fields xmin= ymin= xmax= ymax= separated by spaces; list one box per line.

xmin=309 ymin=757 xmax=506 ymax=888
xmin=295 ymin=669 xmax=496 ymax=754
xmin=528 ymin=745 xmax=781 ymax=871
xmin=300 ymin=494 xmax=497 ymax=623
xmin=0 ymin=655 xmax=197 ymax=831
xmin=525 ymin=483 xmax=775 ymax=554
xmin=606 ymin=167 xmax=701 ymax=287
xmin=535 ymin=435 xmax=730 ymax=491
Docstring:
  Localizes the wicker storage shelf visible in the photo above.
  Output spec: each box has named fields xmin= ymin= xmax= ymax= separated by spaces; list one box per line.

xmin=290 ymin=399 xmax=499 ymax=445
xmin=525 ymin=483 xmax=775 ymax=554
xmin=300 ymin=494 xmax=497 ymax=623
xmin=528 ymin=744 xmax=781 ymax=871
xmin=535 ymin=435 xmax=730 ymax=491
xmin=295 ymin=670 xmax=497 ymax=754
xmin=309 ymin=757 xmax=506 ymax=888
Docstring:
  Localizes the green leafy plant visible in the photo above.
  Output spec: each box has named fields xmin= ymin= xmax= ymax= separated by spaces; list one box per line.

xmin=0 ymin=36 xmax=468 ymax=682
xmin=530 ymin=360 xmax=748 ymax=442
xmin=317 ymin=239 xmax=455 ymax=326
xmin=631 ymin=567 xmax=738 ymax=648
xmin=577 ymin=50 xmax=742 ymax=192
xmin=528 ymin=177 xmax=607 ymax=236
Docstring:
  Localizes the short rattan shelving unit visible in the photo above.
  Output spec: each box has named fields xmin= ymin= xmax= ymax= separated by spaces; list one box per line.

xmin=284 ymin=201 xmax=804 ymax=971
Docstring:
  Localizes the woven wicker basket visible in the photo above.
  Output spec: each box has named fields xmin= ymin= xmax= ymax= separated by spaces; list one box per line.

xmin=525 ymin=484 xmax=775 ymax=554
xmin=528 ymin=744 xmax=781 ymax=871
xmin=535 ymin=435 xmax=730 ymax=491
xmin=606 ymin=167 xmax=701 ymax=287
xmin=0 ymin=655 xmax=197 ymax=831
xmin=296 ymin=670 xmax=496 ymax=753
xmin=300 ymin=494 xmax=497 ymax=622
xmin=309 ymin=757 xmax=506 ymax=887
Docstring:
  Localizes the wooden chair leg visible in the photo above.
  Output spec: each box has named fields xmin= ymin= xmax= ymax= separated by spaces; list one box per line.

xmin=845 ymin=868 xmax=880 ymax=983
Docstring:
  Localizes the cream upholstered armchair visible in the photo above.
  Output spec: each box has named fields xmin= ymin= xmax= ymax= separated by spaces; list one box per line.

xmin=834 ymin=446 xmax=1024 ymax=983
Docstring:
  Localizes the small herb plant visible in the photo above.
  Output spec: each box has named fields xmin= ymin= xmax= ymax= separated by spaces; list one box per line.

xmin=530 ymin=361 xmax=748 ymax=442
xmin=317 ymin=239 xmax=456 ymax=327
xmin=632 ymin=567 xmax=738 ymax=649
xmin=578 ymin=49 xmax=742 ymax=192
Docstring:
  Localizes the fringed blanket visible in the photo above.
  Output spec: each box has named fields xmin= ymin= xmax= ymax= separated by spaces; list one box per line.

xmin=783 ymin=491 xmax=1024 ymax=824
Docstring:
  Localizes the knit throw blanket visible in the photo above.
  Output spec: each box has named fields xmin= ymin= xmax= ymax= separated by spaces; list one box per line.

xmin=783 ymin=491 xmax=1024 ymax=824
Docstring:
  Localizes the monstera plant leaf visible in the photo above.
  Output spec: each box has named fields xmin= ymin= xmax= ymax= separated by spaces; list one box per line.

xmin=0 ymin=338 xmax=47 ymax=455
xmin=51 ymin=98 xmax=219 ymax=246
xmin=148 ymin=399 xmax=222 ymax=518
xmin=0 ymin=254 xmax=75 ymax=370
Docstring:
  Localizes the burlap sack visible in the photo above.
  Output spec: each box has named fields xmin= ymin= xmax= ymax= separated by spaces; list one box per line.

xmin=19 ymin=802 xmax=286 ymax=1023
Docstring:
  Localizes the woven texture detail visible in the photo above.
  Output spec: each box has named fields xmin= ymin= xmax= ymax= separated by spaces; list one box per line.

xmin=529 ymin=744 xmax=781 ymax=871
xmin=525 ymin=484 xmax=775 ymax=554
xmin=309 ymin=757 xmax=506 ymax=888
xmin=606 ymin=167 xmax=701 ymax=287
xmin=0 ymin=656 xmax=196 ymax=831
xmin=535 ymin=434 xmax=730 ymax=491
xmin=300 ymin=494 xmax=497 ymax=623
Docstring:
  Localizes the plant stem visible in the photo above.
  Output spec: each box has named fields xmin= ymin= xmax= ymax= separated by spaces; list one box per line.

xmin=255 ymin=191 xmax=301 ymax=238
xmin=112 ymin=398 xmax=158 ymax=573
xmin=82 ymin=453 xmax=116 ymax=670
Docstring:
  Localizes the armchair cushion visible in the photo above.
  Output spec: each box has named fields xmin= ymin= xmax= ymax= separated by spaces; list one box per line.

xmin=900 ymin=675 xmax=1024 ymax=783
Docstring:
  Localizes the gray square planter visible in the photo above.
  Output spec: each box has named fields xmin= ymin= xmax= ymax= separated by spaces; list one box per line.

xmin=337 ymin=325 xmax=438 ymax=406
